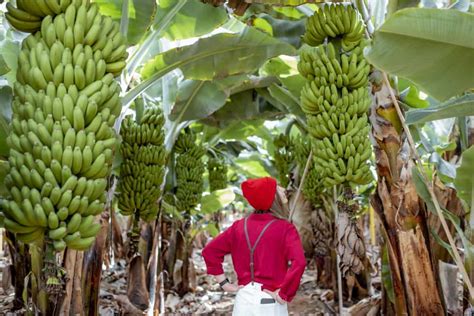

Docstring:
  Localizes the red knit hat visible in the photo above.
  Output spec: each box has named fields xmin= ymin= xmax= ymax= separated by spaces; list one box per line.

xmin=241 ymin=177 xmax=277 ymax=211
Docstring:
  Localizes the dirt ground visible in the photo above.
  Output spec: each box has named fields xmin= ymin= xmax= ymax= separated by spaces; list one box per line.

xmin=163 ymin=250 xmax=331 ymax=315
xmin=0 ymin=252 xmax=331 ymax=315
xmin=97 ymin=249 xmax=332 ymax=315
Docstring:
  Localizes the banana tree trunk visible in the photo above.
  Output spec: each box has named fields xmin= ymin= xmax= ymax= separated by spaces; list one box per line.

xmin=163 ymin=218 xmax=178 ymax=290
xmin=369 ymin=77 xmax=444 ymax=315
xmin=465 ymin=122 xmax=474 ymax=310
xmin=177 ymin=243 xmax=191 ymax=296
xmin=149 ymin=214 xmax=164 ymax=314
xmin=80 ymin=209 xmax=110 ymax=316
xmin=312 ymin=208 xmax=335 ymax=289
xmin=176 ymin=221 xmax=191 ymax=296
xmin=6 ymin=232 xmax=30 ymax=311
xmin=127 ymin=255 xmax=150 ymax=310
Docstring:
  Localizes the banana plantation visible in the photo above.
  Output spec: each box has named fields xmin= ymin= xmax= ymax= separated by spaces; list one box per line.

xmin=0 ymin=0 xmax=472 ymax=314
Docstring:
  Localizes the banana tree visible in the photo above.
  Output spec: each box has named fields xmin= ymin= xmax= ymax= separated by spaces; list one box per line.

xmin=365 ymin=2 xmax=474 ymax=313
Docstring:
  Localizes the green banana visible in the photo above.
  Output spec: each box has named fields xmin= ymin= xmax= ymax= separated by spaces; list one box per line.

xmin=49 ymin=226 xmax=67 ymax=240
xmin=4 ymin=0 xmax=127 ymax=252
xmin=298 ymin=4 xmax=373 ymax=188
xmin=117 ymin=108 xmax=167 ymax=221
xmin=66 ymin=236 xmax=95 ymax=250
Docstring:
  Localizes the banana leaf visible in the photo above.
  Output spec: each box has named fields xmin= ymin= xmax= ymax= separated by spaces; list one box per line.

xmin=365 ymin=8 xmax=474 ymax=101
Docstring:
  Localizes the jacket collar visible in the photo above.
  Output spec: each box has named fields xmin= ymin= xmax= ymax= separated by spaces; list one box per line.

xmin=249 ymin=212 xmax=276 ymax=220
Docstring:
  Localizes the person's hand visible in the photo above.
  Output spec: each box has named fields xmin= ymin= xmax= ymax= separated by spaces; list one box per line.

xmin=222 ymin=283 xmax=243 ymax=293
xmin=263 ymin=289 xmax=286 ymax=305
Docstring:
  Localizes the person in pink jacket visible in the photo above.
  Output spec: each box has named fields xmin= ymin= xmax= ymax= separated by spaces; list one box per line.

xmin=202 ymin=177 xmax=306 ymax=315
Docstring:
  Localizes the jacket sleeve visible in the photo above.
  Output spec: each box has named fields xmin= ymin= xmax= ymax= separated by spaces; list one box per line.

xmin=202 ymin=223 xmax=234 ymax=275
xmin=278 ymin=224 xmax=306 ymax=302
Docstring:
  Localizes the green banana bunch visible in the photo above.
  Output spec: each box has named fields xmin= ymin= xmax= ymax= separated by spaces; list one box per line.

xmin=174 ymin=132 xmax=195 ymax=154
xmin=292 ymin=136 xmax=323 ymax=205
xmin=302 ymin=4 xmax=365 ymax=51
xmin=293 ymin=136 xmax=310 ymax=170
xmin=1 ymin=0 xmax=127 ymax=251
xmin=174 ymin=132 xmax=205 ymax=213
xmin=299 ymin=44 xmax=370 ymax=94
xmin=207 ymin=156 xmax=228 ymax=192
xmin=273 ymin=134 xmax=294 ymax=188
xmin=5 ymin=0 xmax=75 ymax=33
xmin=15 ymin=1 xmax=127 ymax=83
xmin=298 ymin=4 xmax=373 ymax=188
xmin=117 ymin=108 xmax=167 ymax=222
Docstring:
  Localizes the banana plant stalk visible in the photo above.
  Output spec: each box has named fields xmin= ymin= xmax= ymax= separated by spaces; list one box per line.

xmin=332 ymin=186 xmax=344 ymax=314
xmin=369 ymin=71 xmax=444 ymax=314
xmin=289 ymin=150 xmax=313 ymax=222
xmin=81 ymin=208 xmax=111 ymax=316
xmin=29 ymin=243 xmax=47 ymax=314
xmin=382 ymin=72 xmax=474 ymax=301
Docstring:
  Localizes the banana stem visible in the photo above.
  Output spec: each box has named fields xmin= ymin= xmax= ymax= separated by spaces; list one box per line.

xmin=289 ymin=149 xmax=313 ymax=222
xmin=333 ymin=186 xmax=344 ymax=314
xmin=369 ymin=205 xmax=376 ymax=246
xmin=148 ymin=211 xmax=161 ymax=315
xmin=149 ymin=163 xmax=170 ymax=313
xmin=284 ymin=119 xmax=297 ymax=137
xmin=129 ymin=211 xmax=141 ymax=258
xmin=352 ymin=0 xmax=374 ymax=34
xmin=206 ymin=147 xmax=219 ymax=159
xmin=30 ymin=242 xmax=48 ymax=314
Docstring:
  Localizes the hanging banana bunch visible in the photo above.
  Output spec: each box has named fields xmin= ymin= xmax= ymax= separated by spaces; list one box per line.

xmin=302 ymin=4 xmax=366 ymax=51
xmin=174 ymin=132 xmax=206 ymax=213
xmin=1 ymin=0 xmax=127 ymax=252
xmin=273 ymin=134 xmax=294 ymax=188
xmin=117 ymin=108 xmax=167 ymax=222
xmin=5 ymin=0 xmax=73 ymax=33
xmin=293 ymin=136 xmax=323 ymax=206
xmin=207 ymin=156 xmax=227 ymax=192
xmin=298 ymin=4 xmax=372 ymax=188
xmin=299 ymin=4 xmax=370 ymax=279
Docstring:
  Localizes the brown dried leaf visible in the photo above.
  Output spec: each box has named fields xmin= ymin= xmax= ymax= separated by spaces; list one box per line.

xmin=337 ymin=212 xmax=366 ymax=276
xmin=289 ymin=191 xmax=314 ymax=255
xmin=311 ymin=208 xmax=333 ymax=256
xmin=111 ymin=210 xmax=124 ymax=259
xmin=127 ymin=255 xmax=150 ymax=310
xmin=227 ymin=0 xmax=250 ymax=15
